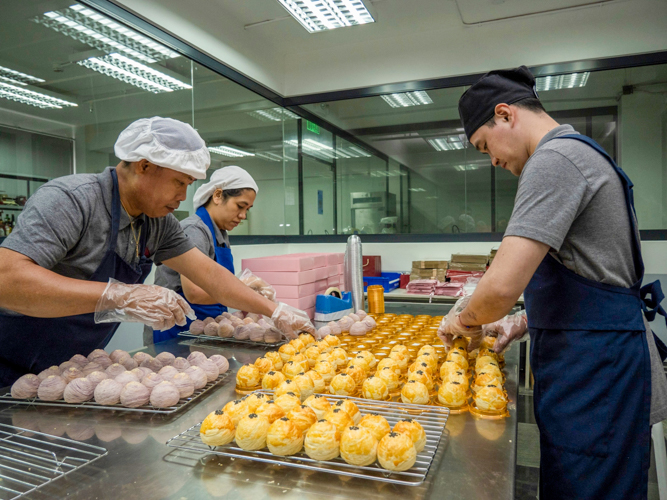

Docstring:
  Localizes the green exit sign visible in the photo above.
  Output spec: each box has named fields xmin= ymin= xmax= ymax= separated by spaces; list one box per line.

xmin=306 ymin=121 xmax=320 ymax=134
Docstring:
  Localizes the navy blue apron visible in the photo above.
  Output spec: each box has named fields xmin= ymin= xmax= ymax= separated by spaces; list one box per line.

xmin=0 ymin=169 xmax=153 ymax=386
xmin=524 ymin=134 xmax=667 ymax=500
xmin=153 ymin=205 xmax=234 ymax=343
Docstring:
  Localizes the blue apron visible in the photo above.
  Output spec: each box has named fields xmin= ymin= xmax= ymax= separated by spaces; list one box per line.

xmin=153 ymin=206 xmax=234 ymax=343
xmin=0 ymin=169 xmax=153 ymax=386
xmin=524 ymin=134 xmax=667 ymax=500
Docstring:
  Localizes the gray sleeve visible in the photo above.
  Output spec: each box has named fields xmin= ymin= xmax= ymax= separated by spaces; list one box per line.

xmin=504 ymin=149 xmax=590 ymax=251
xmin=1 ymin=186 xmax=85 ymax=269
xmin=148 ymin=214 xmax=196 ymax=265
xmin=182 ymin=222 xmax=214 ymax=258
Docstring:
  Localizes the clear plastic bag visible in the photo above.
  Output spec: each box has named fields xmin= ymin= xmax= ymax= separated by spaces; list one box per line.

xmin=238 ymin=268 xmax=277 ymax=302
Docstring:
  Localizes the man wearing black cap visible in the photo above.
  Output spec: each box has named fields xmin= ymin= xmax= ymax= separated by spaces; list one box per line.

xmin=439 ymin=66 xmax=667 ymax=499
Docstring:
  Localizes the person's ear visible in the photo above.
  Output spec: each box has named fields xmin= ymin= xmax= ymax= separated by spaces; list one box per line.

xmin=494 ymin=103 xmax=512 ymax=123
xmin=135 ymin=159 xmax=151 ymax=175
xmin=213 ymin=188 xmax=223 ymax=205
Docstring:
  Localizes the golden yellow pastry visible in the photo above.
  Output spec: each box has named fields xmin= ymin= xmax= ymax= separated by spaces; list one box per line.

xmin=474 ymin=385 xmax=507 ymax=411
xmin=255 ymin=400 xmax=286 ymax=423
xmin=235 ymin=364 xmax=261 ymax=390
xmin=344 ymin=365 xmax=366 ymax=386
xmin=401 ymin=380 xmax=430 ymax=405
xmin=357 ymin=350 xmax=377 ymax=369
xmin=329 ymin=373 xmax=356 ymax=396
xmin=390 ymin=344 xmax=409 ymax=357
xmin=313 ymin=361 xmax=336 ymax=384
xmin=476 ymin=363 xmax=502 ymax=381
xmin=287 ymin=404 xmax=318 ymax=433
xmin=316 ymin=353 xmax=333 ymax=365
xmin=274 ymin=379 xmax=301 ymax=400
xmin=304 ymin=419 xmax=340 ymax=461
xmin=407 ymin=370 xmax=434 ymax=391
xmin=303 ymin=394 xmax=331 ymax=419
xmin=278 ymin=344 xmax=296 ymax=363
xmin=222 ymin=399 xmax=250 ymax=426
xmin=350 ymin=355 xmax=371 ymax=374
xmin=481 ymin=336 xmax=496 ymax=350
xmin=439 ymin=360 xmax=463 ymax=380
xmin=264 ymin=351 xmax=284 ymax=371
xmin=315 ymin=339 xmax=332 ymax=354
xmin=452 ymin=337 xmax=468 ymax=351
xmin=323 ymin=334 xmax=340 ymax=349
xmin=362 ymin=376 xmax=389 ymax=401
xmin=376 ymin=367 xmax=400 ymax=391
xmin=417 ymin=345 xmax=438 ymax=359
xmin=340 ymin=426 xmax=377 ymax=466
xmin=393 ymin=419 xmax=426 ymax=453
xmin=274 ymin=392 xmax=302 ymax=414
xmin=282 ymin=360 xmax=304 ymax=380
xmin=358 ymin=413 xmax=391 ymax=442
xmin=329 ymin=348 xmax=348 ymax=370
xmin=235 ymin=413 xmax=271 ymax=451
xmin=266 ymin=417 xmax=304 ymax=456
xmin=388 ymin=351 xmax=409 ymax=371
xmin=415 ymin=353 xmax=437 ymax=373
xmin=254 ymin=357 xmax=273 ymax=377
xmin=377 ymin=432 xmax=417 ymax=472
xmin=376 ymin=358 xmax=400 ymax=376
xmin=409 ymin=361 xmax=432 ymax=376
xmin=443 ymin=370 xmax=468 ymax=386
xmin=306 ymin=370 xmax=326 ymax=394
xmin=476 ymin=355 xmax=498 ymax=371
xmin=305 ymin=346 xmax=321 ymax=368
xmin=290 ymin=338 xmax=305 ymax=352
xmin=200 ymin=410 xmax=235 ymax=446
xmin=289 ymin=353 xmax=309 ymax=373
xmin=474 ymin=371 xmax=502 ymax=392
xmin=438 ymin=381 xmax=469 ymax=407
xmin=298 ymin=333 xmax=316 ymax=346
xmin=447 ymin=351 xmax=469 ymax=371
xmin=292 ymin=373 xmax=315 ymax=400
xmin=333 ymin=399 xmax=361 ymax=425
xmin=244 ymin=392 xmax=268 ymax=413
xmin=323 ymin=408 xmax=354 ymax=435
xmin=262 ymin=371 xmax=286 ymax=391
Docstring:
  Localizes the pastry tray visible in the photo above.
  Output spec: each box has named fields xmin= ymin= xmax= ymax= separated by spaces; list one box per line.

xmin=0 ymin=423 xmax=107 ymax=499
xmin=0 ymin=372 xmax=230 ymax=415
xmin=165 ymin=391 xmax=449 ymax=486
xmin=178 ymin=332 xmax=287 ymax=349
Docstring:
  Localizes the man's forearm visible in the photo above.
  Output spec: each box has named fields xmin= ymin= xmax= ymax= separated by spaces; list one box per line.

xmin=459 ymin=276 xmax=519 ymax=327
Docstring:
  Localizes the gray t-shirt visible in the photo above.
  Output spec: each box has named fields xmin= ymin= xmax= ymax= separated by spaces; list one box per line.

xmin=506 ymin=124 xmax=667 ymax=424
xmin=1 ymin=167 xmax=194 ymax=281
xmin=154 ymin=213 xmax=229 ymax=293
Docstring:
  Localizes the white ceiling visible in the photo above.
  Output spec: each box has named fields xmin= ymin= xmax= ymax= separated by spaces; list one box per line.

xmin=112 ymin=0 xmax=667 ymax=98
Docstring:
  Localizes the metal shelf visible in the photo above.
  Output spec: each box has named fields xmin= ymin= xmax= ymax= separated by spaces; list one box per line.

xmin=178 ymin=332 xmax=287 ymax=349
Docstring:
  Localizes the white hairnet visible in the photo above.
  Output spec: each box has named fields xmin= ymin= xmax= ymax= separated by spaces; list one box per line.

xmin=114 ymin=117 xmax=210 ymax=180
xmin=193 ymin=166 xmax=259 ymax=210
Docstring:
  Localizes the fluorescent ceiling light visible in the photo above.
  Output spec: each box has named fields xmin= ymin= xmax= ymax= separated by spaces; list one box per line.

xmin=536 ymin=72 xmax=590 ymax=91
xmin=209 ymin=146 xmax=255 ymax=158
xmin=256 ymin=151 xmax=284 ymax=162
xmin=285 ymin=139 xmax=371 ymax=161
xmin=248 ymin=108 xmax=300 ymax=122
xmin=77 ymin=53 xmax=191 ymax=93
xmin=427 ymin=134 xmax=468 ymax=151
xmin=34 ymin=5 xmax=179 ymax=64
xmin=0 ymin=81 xmax=77 ymax=109
xmin=381 ymin=91 xmax=433 ymax=108
xmin=409 ymin=188 xmax=426 ymax=192
xmin=0 ymin=65 xmax=44 ymax=86
xmin=370 ymin=169 xmax=407 ymax=177
xmin=452 ymin=164 xmax=479 ymax=172
xmin=277 ymin=0 xmax=375 ymax=33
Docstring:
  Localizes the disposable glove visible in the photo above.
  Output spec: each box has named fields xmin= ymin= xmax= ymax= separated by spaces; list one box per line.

xmin=239 ymin=269 xmax=277 ymax=302
xmin=95 ymin=279 xmax=195 ymax=331
xmin=437 ymin=295 xmax=484 ymax=351
xmin=270 ymin=302 xmax=316 ymax=340
xmin=484 ymin=311 xmax=528 ymax=353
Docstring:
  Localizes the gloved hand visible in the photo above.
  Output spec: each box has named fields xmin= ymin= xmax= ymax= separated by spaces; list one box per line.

xmin=239 ymin=269 xmax=277 ymax=302
xmin=95 ymin=279 xmax=196 ymax=331
xmin=270 ymin=302 xmax=317 ymax=340
xmin=437 ymin=295 xmax=484 ymax=351
xmin=485 ymin=311 xmax=528 ymax=353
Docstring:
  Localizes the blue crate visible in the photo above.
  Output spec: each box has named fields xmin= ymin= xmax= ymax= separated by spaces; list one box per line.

xmin=363 ymin=272 xmax=401 ymax=293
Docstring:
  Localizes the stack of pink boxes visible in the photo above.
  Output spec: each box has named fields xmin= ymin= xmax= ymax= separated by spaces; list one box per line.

xmin=241 ymin=253 xmax=345 ymax=319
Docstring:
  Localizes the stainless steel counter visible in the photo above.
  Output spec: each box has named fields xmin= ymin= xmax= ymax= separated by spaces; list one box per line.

xmin=0 ymin=339 xmax=518 ymax=500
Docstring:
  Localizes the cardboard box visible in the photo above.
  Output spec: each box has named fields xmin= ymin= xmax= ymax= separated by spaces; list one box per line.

xmin=253 ymin=270 xmax=317 ymax=286
xmin=412 ymin=260 xmax=449 ymax=269
xmin=242 ymin=255 xmax=315 ymax=272
xmin=282 ymin=294 xmax=317 ymax=310
xmin=449 ymin=262 xmax=487 ymax=272
xmin=272 ymin=283 xmax=316 ymax=299
xmin=327 ymin=276 xmax=340 ymax=287
xmin=450 ymin=254 xmax=489 ymax=265
xmin=314 ymin=266 xmax=329 ymax=281
xmin=314 ymin=279 xmax=329 ymax=293
xmin=327 ymin=265 xmax=338 ymax=277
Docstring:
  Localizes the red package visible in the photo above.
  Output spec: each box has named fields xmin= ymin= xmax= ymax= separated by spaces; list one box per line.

xmin=399 ymin=273 xmax=410 ymax=289
xmin=363 ymin=255 xmax=382 ymax=277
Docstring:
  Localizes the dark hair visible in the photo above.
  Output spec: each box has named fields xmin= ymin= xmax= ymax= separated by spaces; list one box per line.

xmin=205 ymin=187 xmax=255 ymax=207
xmin=485 ymin=98 xmax=546 ymax=128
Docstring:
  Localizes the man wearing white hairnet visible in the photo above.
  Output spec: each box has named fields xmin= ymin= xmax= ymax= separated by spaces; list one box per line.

xmin=0 ymin=117 xmax=314 ymax=386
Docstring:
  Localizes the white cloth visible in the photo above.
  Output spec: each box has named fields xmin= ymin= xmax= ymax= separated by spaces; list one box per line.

xmin=114 ymin=117 xmax=210 ymax=180
xmin=193 ymin=166 xmax=259 ymax=210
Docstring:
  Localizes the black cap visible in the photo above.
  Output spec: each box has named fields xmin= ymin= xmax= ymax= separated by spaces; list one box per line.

xmin=459 ymin=66 xmax=539 ymax=140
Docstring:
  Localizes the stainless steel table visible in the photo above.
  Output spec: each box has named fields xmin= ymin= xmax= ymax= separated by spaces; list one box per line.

xmin=0 ymin=339 xmax=518 ymax=500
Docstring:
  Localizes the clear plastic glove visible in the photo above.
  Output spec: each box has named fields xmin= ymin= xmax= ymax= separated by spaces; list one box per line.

xmin=485 ymin=311 xmax=528 ymax=353
xmin=239 ymin=269 xmax=277 ymax=302
xmin=95 ymin=279 xmax=196 ymax=331
xmin=270 ymin=302 xmax=317 ymax=340
xmin=437 ymin=296 xmax=484 ymax=351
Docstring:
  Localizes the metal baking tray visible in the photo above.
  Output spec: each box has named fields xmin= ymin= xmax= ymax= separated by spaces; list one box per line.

xmin=178 ymin=332 xmax=287 ymax=349
xmin=0 ymin=372 xmax=230 ymax=415
xmin=0 ymin=423 xmax=107 ymax=499
xmin=166 ymin=392 xmax=449 ymax=486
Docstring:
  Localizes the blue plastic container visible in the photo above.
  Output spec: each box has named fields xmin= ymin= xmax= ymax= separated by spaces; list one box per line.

xmin=315 ymin=291 xmax=352 ymax=315
xmin=363 ymin=272 xmax=401 ymax=292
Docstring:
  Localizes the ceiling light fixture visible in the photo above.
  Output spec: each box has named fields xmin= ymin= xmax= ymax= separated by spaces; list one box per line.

xmin=427 ymin=134 xmax=468 ymax=151
xmin=276 ymin=0 xmax=375 ymax=33
xmin=0 ymin=65 xmax=44 ymax=86
xmin=536 ymin=72 xmax=590 ymax=91
xmin=0 ymin=81 xmax=77 ymax=109
xmin=247 ymin=108 xmax=300 ymax=122
xmin=381 ymin=91 xmax=433 ymax=108
xmin=78 ymin=53 xmax=191 ymax=93
xmin=209 ymin=145 xmax=255 ymax=158
xmin=256 ymin=151 xmax=284 ymax=162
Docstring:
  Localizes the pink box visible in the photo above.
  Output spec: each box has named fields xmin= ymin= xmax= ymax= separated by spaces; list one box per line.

xmin=314 ymin=266 xmax=328 ymax=281
xmin=282 ymin=294 xmax=317 ymax=310
xmin=305 ymin=306 xmax=315 ymax=319
xmin=315 ymin=279 xmax=329 ymax=293
xmin=242 ymin=255 xmax=315 ymax=272
xmin=327 ymin=265 xmax=337 ymax=277
xmin=253 ymin=270 xmax=317 ymax=286
xmin=273 ymin=283 xmax=316 ymax=299
xmin=282 ymin=253 xmax=327 ymax=268
xmin=337 ymin=253 xmax=344 ymax=264
xmin=328 ymin=276 xmax=340 ymax=287
xmin=338 ymin=263 xmax=344 ymax=275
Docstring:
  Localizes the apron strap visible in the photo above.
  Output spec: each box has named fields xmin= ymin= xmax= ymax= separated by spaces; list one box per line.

xmin=109 ymin=169 xmax=122 ymax=253
xmin=196 ymin=206 xmax=225 ymax=250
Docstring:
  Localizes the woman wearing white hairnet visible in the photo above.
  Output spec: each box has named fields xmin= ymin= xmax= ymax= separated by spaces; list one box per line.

xmin=152 ymin=166 xmax=262 ymax=342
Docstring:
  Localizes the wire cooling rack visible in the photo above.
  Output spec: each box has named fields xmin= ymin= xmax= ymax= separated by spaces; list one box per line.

xmin=166 ymin=392 xmax=449 ymax=486
xmin=0 ymin=423 xmax=107 ymax=499
xmin=178 ymin=332 xmax=287 ymax=349
xmin=0 ymin=372 xmax=230 ymax=415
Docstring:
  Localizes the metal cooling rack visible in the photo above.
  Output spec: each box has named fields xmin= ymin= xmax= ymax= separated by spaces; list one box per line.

xmin=0 ymin=372 xmax=230 ymax=415
xmin=0 ymin=423 xmax=107 ymax=499
xmin=166 ymin=392 xmax=449 ymax=486
xmin=178 ymin=332 xmax=287 ymax=349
